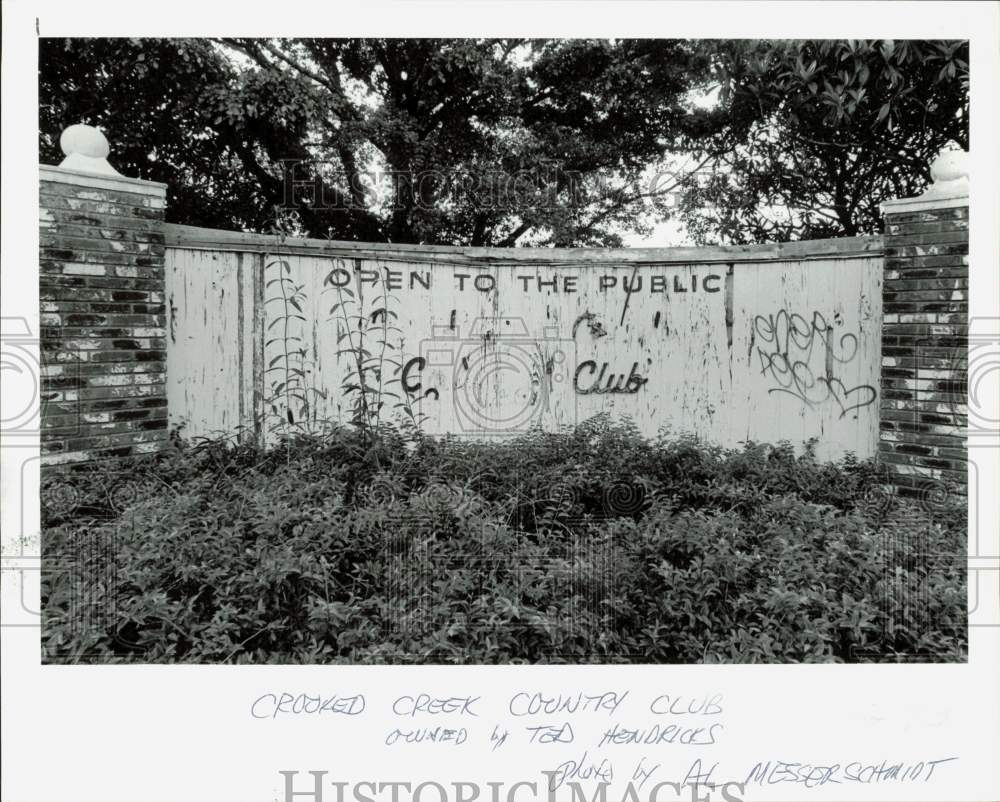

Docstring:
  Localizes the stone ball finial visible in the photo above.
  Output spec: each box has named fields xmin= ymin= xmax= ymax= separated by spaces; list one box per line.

xmin=57 ymin=124 xmax=120 ymax=176
xmin=927 ymin=149 xmax=968 ymax=197
xmin=60 ymin=124 xmax=110 ymax=159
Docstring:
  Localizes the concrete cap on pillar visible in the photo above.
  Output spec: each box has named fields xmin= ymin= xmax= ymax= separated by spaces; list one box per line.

xmin=881 ymin=147 xmax=968 ymax=213
xmin=58 ymin=124 xmax=121 ymax=176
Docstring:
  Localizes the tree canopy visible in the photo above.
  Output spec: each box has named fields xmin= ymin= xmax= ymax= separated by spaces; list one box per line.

xmin=39 ymin=38 xmax=968 ymax=246
xmin=676 ymin=39 xmax=969 ymax=243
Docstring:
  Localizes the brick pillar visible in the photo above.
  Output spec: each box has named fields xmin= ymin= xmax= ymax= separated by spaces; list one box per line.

xmin=879 ymin=150 xmax=968 ymax=497
xmin=39 ymin=124 xmax=168 ymax=465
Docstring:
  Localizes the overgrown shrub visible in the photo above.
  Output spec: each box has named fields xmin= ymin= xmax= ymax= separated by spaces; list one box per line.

xmin=41 ymin=419 xmax=967 ymax=664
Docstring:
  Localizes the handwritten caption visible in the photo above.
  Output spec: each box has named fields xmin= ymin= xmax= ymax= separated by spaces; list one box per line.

xmin=250 ymin=689 xmax=956 ymax=793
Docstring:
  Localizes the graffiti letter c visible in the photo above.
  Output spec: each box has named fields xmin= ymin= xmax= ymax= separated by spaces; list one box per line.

xmin=402 ymin=356 xmax=426 ymax=395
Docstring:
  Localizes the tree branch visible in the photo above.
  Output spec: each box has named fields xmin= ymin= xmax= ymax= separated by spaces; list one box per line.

xmin=496 ymin=219 xmax=532 ymax=247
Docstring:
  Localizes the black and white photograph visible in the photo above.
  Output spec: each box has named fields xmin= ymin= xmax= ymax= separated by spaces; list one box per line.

xmin=34 ymin=35 xmax=972 ymax=664
xmin=2 ymin=4 xmax=999 ymax=801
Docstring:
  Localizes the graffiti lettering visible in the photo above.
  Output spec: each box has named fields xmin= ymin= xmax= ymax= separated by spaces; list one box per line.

xmin=571 ymin=312 xmax=607 ymax=339
xmin=754 ymin=310 xmax=876 ymax=419
xmin=574 ymin=361 xmax=648 ymax=394
xmin=401 ymin=356 xmax=439 ymax=401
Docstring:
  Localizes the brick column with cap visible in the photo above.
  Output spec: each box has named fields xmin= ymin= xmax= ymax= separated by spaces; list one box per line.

xmin=878 ymin=150 xmax=969 ymax=497
xmin=40 ymin=125 xmax=169 ymax=465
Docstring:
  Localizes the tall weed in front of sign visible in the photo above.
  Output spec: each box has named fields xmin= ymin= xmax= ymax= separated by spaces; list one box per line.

xmin=322 ymin=260 xmax=427 ymax=447
xmin=260 ymin=255 xmax=426 ymax=453
xmin=264 ymin=257 xmax=328 ymax=444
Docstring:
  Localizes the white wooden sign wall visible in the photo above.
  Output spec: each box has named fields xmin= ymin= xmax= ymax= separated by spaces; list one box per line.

xmin=166 ymin=232 xmax=882 ymax=460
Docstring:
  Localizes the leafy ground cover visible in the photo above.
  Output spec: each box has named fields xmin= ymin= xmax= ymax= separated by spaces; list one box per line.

xmin=41 ymin=419 xmax=967 ymax=663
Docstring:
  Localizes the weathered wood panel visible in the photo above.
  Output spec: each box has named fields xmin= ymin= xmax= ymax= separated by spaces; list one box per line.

xmin=166 ymin=236 xmax=882 ymax=460
xmin=165 ymin=249 xmax=262 ymax=441
xmin=728 ymin=258 xmax=882 ymax=459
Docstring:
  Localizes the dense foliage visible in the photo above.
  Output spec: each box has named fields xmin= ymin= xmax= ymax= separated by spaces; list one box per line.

xmin=678 ymin=39 xmax=969 ymax=243
xmin=41 ymin=421 xmax=967 ymax=664
xmin=40 ymin=38 xmax=712 ymax=246
xmin=40 ymin=38 xmax=967 ymax=246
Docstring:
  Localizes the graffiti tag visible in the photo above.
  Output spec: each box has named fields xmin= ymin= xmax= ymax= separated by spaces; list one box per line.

xmin=754 ymin=310 xmax=876 ymax=419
